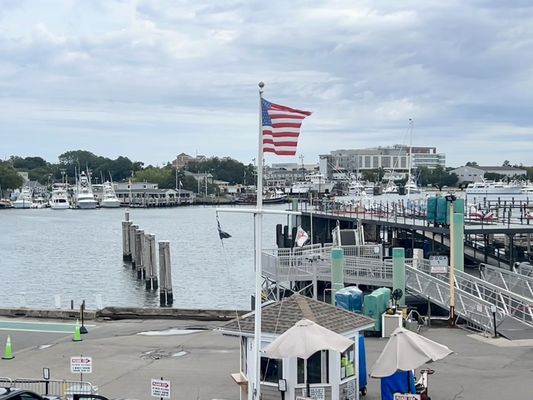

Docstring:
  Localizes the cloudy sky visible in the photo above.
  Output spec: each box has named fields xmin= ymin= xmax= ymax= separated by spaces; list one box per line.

xmin=1 ymin=0 xmax=533 ymax=168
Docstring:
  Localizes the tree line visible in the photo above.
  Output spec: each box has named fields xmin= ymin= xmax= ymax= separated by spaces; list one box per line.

xmin=0 ymin=150 xmax=256 ymax=195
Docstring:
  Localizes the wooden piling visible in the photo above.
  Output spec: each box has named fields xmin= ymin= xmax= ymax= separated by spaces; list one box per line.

xmin=122 ymin=220 xmax=132 ymax=261
xmin=158 ymin=241 xmax=173 ymax=306
xmin=135 ymin=229 xmax=145 ymax=280
xmin=144 ymin=234 xmax=158 ymax=290
xmin=129 ymin=224 xmax=138 ymax=268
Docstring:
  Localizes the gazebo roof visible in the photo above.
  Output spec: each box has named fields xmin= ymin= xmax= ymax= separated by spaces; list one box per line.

xmin=220 ymin=294 xmax=374 ymax=336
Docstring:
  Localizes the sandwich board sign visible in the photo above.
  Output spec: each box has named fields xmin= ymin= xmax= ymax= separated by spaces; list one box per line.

xmin=151 ymin=378 xmax=171 ymax=399
xmin=70 ymin=356 xmax=92 ymax=374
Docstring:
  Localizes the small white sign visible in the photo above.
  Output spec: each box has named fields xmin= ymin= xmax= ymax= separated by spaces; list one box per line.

xmin=151 ymin=378 xmax=171 ymax=399
xmin=393 ymin=394 xmax=421 ymax=400
xmin=309 ymin=387 xmax=325 ymax=400
xmin=70 ymin=356 xmax=92 ymax=374
xmin=429 ymin=255 xmax=448 ymax=274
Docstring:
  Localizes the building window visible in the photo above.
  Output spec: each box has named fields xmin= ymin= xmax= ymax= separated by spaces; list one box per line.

xmin=261 ymin=357 xmax=283 ymax=383
xmin=340 ymin=344 xmax=355 ymax=380
xmin=297 ymin=351 xmax=329 ymax=384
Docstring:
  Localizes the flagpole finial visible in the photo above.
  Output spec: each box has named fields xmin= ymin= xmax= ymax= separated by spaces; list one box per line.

xmin=258 ymin=81 xmax=264 ymax=89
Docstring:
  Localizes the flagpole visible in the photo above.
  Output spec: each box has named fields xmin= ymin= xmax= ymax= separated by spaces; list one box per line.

xmin=253 ymin=81 xmax=265 ymax=400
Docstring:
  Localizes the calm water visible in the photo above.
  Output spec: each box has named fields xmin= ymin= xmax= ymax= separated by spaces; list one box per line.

xmin=0 ymin=205 xmax=287 ymax=310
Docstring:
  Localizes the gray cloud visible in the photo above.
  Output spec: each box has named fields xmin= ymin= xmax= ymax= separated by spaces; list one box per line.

xmin=0 ymin=0 xmax=532 ymax=167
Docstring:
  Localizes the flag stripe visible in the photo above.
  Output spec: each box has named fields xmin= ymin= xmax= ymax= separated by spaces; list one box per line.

xmin=261 ymin=98 xmax=311 ymax=156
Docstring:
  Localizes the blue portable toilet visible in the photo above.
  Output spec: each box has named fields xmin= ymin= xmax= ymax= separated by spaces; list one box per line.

xmin=335 ymin=287 xmax=368 ymax=396
xmin=335 ymin=286 xmax=364 ymax=313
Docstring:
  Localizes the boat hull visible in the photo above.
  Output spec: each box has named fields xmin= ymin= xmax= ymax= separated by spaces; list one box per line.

xmin=77 ymin=200 xmax=98 ymax=209
xmin=13 ymin=200 xmax=33 ymax=209
xmin=100 ymin=200 xmax=121 ymax=208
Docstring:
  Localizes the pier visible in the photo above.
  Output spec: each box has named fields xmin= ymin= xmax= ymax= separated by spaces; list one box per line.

xmin=295 ymin=197 xmax=533 ymax=268
xmin=259 ymin=196 xmax=533 ymax=339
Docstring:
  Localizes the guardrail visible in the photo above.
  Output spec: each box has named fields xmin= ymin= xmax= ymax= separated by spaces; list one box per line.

xmin=0 ymin=377 xmax=97 ymax=398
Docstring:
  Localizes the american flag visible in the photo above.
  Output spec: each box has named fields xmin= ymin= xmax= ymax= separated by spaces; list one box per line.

xmin=261 ymin=98 xmax=312 ymax=156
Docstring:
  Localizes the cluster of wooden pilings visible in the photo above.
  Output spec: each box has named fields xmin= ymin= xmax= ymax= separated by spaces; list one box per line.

xmin=121 ymin=210 xmax=173 ymax=306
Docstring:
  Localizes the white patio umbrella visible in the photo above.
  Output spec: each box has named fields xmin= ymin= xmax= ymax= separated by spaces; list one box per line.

xmin=263 ymin=319 xmax=354 ymax=396
xmin=370 ymin=327 xmax=453 ymax=378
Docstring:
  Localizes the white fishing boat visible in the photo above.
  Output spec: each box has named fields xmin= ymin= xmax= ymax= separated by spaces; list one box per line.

xmin=404 ymin=176 xmax=421 ymax=194
xmin=30 ymin=196 xmax=48 ymax=209
xmin=521 ymin=181 xmax=533 ymax=193
xmin=50 ymin=187 xmax=70 ymax=209
xmin=100 ymin=181 xmax=121 ymax=208
xmin=13 ymin=187 xmax=33 ymax=209
xmin=465 ymin=179 xmax=522 ymax=195
xmin=287 ymin=173 xmax=335 ymax=194
xmin=383 ymin=180 xmax=399 ymax=194
xmin=348 ymin=178 xmax=367 ymax=197
xmin=75 ymin=171 xmax=97 ymax=209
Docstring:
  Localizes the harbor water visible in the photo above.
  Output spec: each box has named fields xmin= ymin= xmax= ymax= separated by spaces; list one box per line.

xmin=0 ymin=205 xmax=287 ymax=310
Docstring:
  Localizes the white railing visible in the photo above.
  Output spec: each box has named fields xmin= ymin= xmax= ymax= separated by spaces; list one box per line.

xmin=480 ymin=263 xmax=533 ymax=300
xmin=405 ymin=266 xmax=502 ymax=334
xmin=514 ymin=262 xmax=533 ymax=277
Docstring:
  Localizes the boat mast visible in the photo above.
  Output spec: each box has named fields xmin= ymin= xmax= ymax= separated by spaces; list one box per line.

xmin=407 ymin=118 xmax=413 ymax=196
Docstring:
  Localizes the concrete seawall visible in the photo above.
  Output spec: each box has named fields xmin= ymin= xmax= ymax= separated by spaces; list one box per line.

xmin=0 ymin=307 xmax=246 ymax=321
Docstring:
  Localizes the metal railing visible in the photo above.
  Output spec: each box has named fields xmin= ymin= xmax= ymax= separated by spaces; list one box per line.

xmin=480 ymin=263 xmax=533 ymax=300
xmin=514 ymin=262 xmax=533 ymax=277
xmin=405 ymin=265 xmax=503 ymax=334
xmin=454 ymin=270 xmax=533 ymax=326
xmin=0 ymin=377 xmax=97 ymax=398
xmin=262 ymin=245 xmax=532 ymax=332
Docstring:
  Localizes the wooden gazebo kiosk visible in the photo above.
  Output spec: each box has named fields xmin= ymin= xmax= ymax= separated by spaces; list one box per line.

xmin=219 ymin=294 xmax=374 ymax=400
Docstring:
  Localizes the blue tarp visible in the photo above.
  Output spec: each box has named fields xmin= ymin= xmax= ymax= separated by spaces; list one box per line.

xmin=380 ymin=370 xmax=416 ymax=400
xmin=359 ymin=335 xmax=367 ymax=389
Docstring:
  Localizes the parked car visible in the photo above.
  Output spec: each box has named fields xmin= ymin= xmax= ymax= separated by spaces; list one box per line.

xmin=0 ymin=388 xmax=60 ymax=400
xmin=0 ymin=388 xmax=107 ymax=400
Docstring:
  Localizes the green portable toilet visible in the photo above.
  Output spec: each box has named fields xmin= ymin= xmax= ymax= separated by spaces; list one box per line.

xmin=436 ymin=197 xmax=448 ymax=225
xmin=363 ymin=287 xmax=391 ymax=333
xmin=426 ymin=197 xmax=437 ymax=224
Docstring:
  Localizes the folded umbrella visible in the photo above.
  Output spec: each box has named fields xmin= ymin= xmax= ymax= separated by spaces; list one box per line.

xmin=370 ymin=327 xmax=453 ymax=378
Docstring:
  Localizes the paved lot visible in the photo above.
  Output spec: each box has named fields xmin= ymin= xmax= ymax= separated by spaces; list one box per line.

xmin=0 ymin=318 xmax=532 ymax=399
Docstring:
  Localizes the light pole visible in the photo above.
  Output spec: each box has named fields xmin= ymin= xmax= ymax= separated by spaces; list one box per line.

xmin=445 ymin=194 xmax=457 ymax=327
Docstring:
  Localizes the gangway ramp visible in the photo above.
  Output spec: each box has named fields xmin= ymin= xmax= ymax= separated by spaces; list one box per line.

xmin=514 ymin=262 xmax=533 ymax=277
xmin=480 ymin=263 xmax=533 ymax=300
xmin=262 ymin=244 xmax=525 ymax=334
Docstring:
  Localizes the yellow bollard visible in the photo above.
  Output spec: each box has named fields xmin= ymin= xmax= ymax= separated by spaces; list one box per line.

xmin=2 ymin=335 xmax=14 ymax=359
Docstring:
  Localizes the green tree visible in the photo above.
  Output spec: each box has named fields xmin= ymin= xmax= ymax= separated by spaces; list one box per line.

xmin=0 ymin=162 xmax=24 ymax=190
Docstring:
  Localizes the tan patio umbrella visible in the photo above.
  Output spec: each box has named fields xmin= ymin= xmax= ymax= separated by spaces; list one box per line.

xmin=370 ymin=327 xmax=453 ymax=378
xmin=264 ymin=319 xmax=354 ymax=360
xmin=264 ymin=319 xmax=354 ymax=396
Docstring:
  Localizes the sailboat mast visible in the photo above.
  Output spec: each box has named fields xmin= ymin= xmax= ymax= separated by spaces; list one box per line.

xmin=253 ymin=81 xmax=265 ymax=400
xmin=407 ymin=118 xmax=413 ymax=196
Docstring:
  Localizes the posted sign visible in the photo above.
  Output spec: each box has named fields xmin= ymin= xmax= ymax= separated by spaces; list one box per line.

xmin=393 ymin=394 xmax=421 ymax=400
xmin=429 ymin=255 xmax=448 ymax=274
xmin=151 ymin=379 xmax=171 ymax=399
xmin=70 ymin=356 xmax=92 ymax=374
